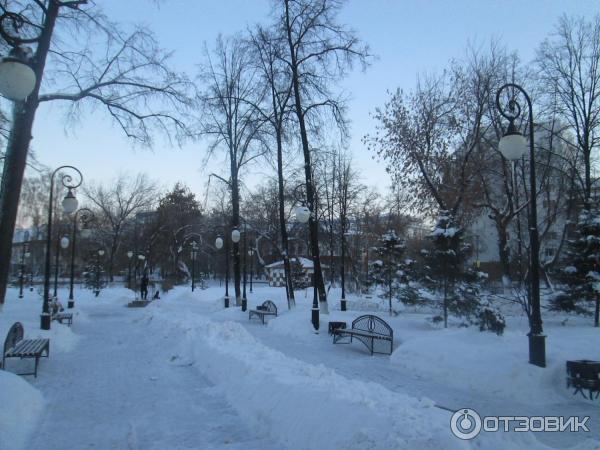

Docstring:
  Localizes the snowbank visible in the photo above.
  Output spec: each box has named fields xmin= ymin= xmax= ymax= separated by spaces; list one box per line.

xmin=145 ymin=307 xmax=552 ymax=449
xmin=0 ymin=371 xmax=44 ymax=450
xmin=390 ymin=324 xmax=600 ymax=405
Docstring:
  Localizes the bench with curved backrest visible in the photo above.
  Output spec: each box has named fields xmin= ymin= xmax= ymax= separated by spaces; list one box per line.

xmin=567 ymin=360 xmax=600 ymax=400
xmin=249 ymin=300 xmax=278 ymax=324
xmin=333 ymin=314 xmax=394 ymax=355
xmin=2 ymin=322 xmax=50 ymax=378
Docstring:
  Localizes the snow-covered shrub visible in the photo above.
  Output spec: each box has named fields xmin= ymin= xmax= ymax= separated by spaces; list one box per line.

xmin=476 ymin=301 xmax=506 ymax=335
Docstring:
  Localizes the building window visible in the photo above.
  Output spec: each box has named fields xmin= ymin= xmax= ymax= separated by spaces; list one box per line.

xmin=545 ymin=247 xmax=556 ymax=257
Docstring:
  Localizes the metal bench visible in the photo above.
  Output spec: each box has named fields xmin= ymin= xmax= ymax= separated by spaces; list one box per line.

xmin=249 ymin=300 xmax=278 ymax=324
xmin=567 ymin=360 xmax=600 ymax=400
xmin=51 ymin=301 xmax=73 ymax=326
xmin=2 ymin=322 xmax=50 ymax=378
xmin=53 ymin=312 xmax=73 ymax=326
xmin=333 ymin=314 xmax=393 ymax=355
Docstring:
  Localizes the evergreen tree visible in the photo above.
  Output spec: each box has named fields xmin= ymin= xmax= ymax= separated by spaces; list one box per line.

xmin=557 ymin=205 xmax=600 ymax=326
xmin=290 ymin=258 xmax=310 ymax=290
xmin=421 ymin=212 xmax=484 ymax=328
xmin=369 ymin=230 xmax=420 ymax=315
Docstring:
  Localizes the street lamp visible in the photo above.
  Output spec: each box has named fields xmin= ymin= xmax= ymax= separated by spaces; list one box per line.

xmin=41 ymin=166 xmax=82 ymax=330
xmin=215 ymin=233 xmax=230 ymax=307
xmin=135 ymin=253 xmax=145 ymax=298
xmin=248 ymin=247 xmax=255 ymax=293
xmin=191 ymin=241 xmax=198 ymax=292
xmin=231 ymin=221 xmax=250 ymax=311
xmin=496 ymin=83 xmax=545 ymax=368
xmin=94 ymin=248 xmax=105 ymax=297
xmin=0 ymin=45 xmax=36 ymax=101
xmin=68 ymin=208 xmax=94 ymax=308
xmin=53 ymin=234 xmax=70 ymax=300
xmin=294 ymin=183 xmax=319 ymax=332
xmin=127 ymin=251 xmax=133 ymax=290
xmin=18 ymin=230 xmax=30 ymax=299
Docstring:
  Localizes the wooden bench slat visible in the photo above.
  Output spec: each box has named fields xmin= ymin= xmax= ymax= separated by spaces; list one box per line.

xmin=8 ymin=339 xmax=48 ymax=356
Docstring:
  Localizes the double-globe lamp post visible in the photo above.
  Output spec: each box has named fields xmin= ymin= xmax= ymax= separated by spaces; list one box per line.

xmin=294 ymin=183 xmax=319 ymax=332
xmin=41 ymin=166 xmax=81 ymax=330
xmin=53 ymin=233 xmax=70 ymax=300
xmin=68 ymin=208 xmax=94 ymax=309
xmin=495 ymin=82 xmax=545 ymax=368
xmin=215 ymin=232 xmax=231 ymax=308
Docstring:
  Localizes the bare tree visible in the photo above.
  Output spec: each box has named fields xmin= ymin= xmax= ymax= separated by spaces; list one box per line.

xmin=366 ymin=67 xmax=485 ymax=222
xmin=276 ymin=0 xmax=370 ymax=313
xmin=336 ymin=152 xmax=364 ymax=308
xmin=248 ymin=26 xmax=297 ymax=308
xmin=197 ymin=34 xmax=266 ymax=306
xmin=0 ymin=0 xmax=194 ymax=308
xmin=537 ymin=14 xmax=600 ymax=207
xmin=84 ymin=173 xmax=158 ymax=282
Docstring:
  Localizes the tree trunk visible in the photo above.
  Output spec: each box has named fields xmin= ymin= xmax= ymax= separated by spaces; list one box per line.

xmin=495 ymin=220 xmax=511 ymax=289
xmin=0 ymin=1 xmax=60 ymax=309
xmin=284 ymin=0 xmax=327 ymax=313
xmin=275 ymin=124 xmax=295 ymax=309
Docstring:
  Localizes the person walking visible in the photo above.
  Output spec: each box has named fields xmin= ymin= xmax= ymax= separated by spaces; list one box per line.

xmin=140 ymin=272 xmax=149 ymax=300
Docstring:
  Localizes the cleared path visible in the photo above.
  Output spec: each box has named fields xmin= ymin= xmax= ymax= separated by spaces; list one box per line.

xmin=25 ymin=304 xmax=276 ymax=450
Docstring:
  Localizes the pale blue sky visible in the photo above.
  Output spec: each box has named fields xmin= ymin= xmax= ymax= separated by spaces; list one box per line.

xmin=30 ymin=0 xmax=598 ymax=202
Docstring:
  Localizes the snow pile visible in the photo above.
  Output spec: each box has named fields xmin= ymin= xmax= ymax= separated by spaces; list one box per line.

xmin=147 ymin=308 xmax=551 ymax=449
xmin=148 ymin=311 xmax=454 ymax=449
xmin=390 ymin=326 xmax=581 ymax=404
xmin=0 ymin=371 xmax=44 ymax=450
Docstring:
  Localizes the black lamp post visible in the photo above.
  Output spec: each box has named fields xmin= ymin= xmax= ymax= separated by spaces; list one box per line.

xmin=68 ymin=207 xmax=94 ymax=308
xmin=53 ymin=232 xmax=69 ymax=300
xmin=94 ymin=248 xmax=104 ymax=297
xmin=191 ymin=241 xmax=198 ymax=292
xmin=41 ymin=166 xmax=81 ymax=330
xmin=495 ymin=83 xmax=545 ymax=368
xmin=231 ymin=224 xmax=248 ymax=311
xmin=215 ymin=231 xmax=230 ymax=307
xmin=294 ymin=183 xmax=319 ymax=332
xmin=18 ymin=231 xmax=30 ymax=299
xmin=127 ymin=251 xmax=133 ymax=289
xmin=248 ymin=247 xmax=255 ymax=293
xmin=135 ymin=254 xmax=145 ymax=298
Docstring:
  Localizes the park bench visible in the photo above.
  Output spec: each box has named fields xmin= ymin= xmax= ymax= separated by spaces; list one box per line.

xmin=51 ymin=301 xmax=73 ymax=326
xmin=333 ymin=314 xmax=394 ymax=355
xmin=52 ymin=312 xmax=73 ymax=326
xmin=566 ymin=360 xmax=600 ymax=400
xmin=2 ymin=322 xmax=50 ymax=378
xmin=249 ymin=300 xmax=278 ymax=324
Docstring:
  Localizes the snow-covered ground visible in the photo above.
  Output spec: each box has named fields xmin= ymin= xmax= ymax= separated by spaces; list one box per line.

xmin=0 ymin=283 xmax=598 ymax=449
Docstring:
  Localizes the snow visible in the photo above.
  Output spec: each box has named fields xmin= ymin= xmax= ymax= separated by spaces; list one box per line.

xmin=431 ymin=226 xmax=460 ymax=237
xmin=0 ymin=371 xmax=44 ymax=450
xmin=0 ymin=284 xmax=599 ymax=449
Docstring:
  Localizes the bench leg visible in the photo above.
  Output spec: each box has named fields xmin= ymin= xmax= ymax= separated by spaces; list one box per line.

xmin=34 ymin=357 xmax=39 ymax=378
